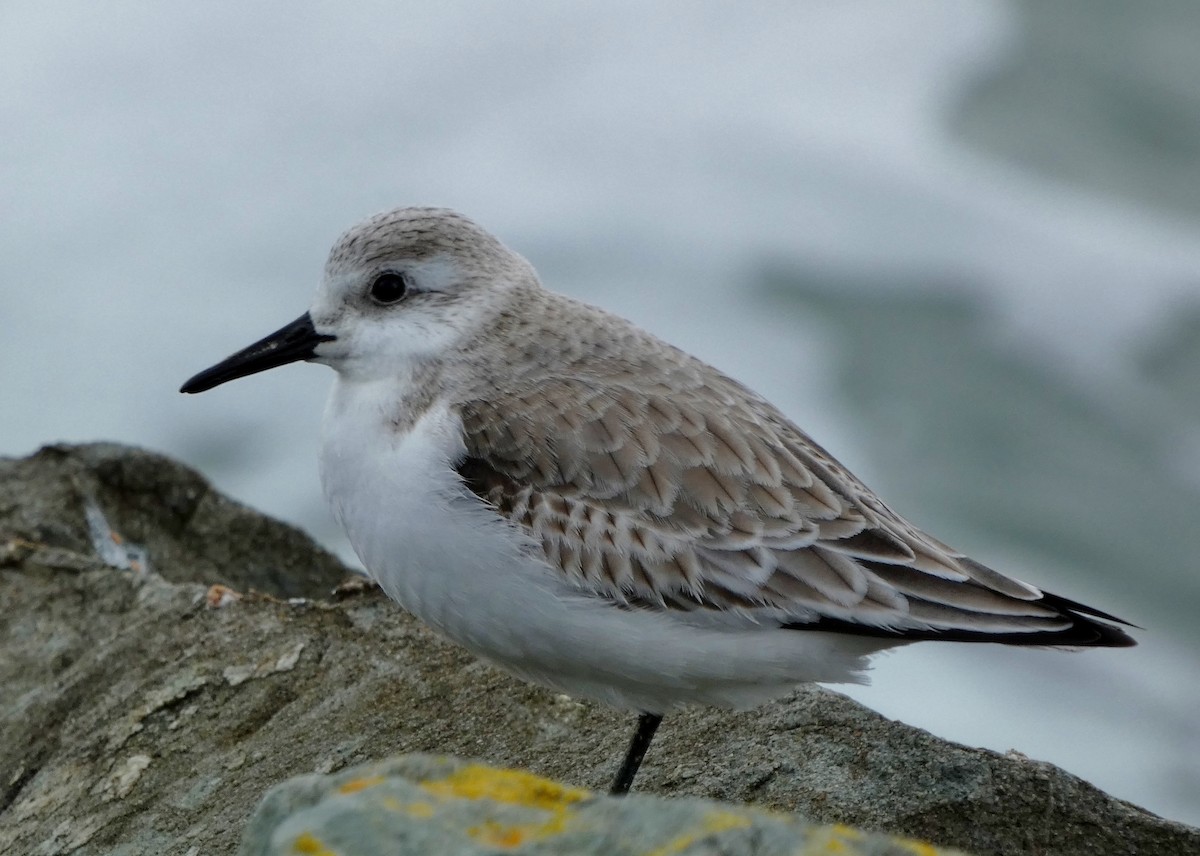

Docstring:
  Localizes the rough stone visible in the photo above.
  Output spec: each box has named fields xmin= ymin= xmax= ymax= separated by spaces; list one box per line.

xmin=1 ymin=443 xmax=1195 ymax=855
xmin=0 ymin=443 xmax=347 ymax=598
xmin=238 ymin=754 xmax=967 ymax=855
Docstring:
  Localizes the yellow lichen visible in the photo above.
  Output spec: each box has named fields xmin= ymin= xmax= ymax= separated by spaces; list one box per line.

xmin=418 ymin=765 xmax=585 ymax=845
xmin=337 ymin=774 xmax=385 ymax=795
xmin=804 ymin=823 xmax=948 ymax=856
xmin=420 ymin=765 xmax=588 ymax=810
xmin=803 ymin=823 xmax=868 ymax=854
xmin=291 ymin=831 xmax=336 ymax=855
xmin=644 ymin=809 xmax=752 ymax=856
xmin=468 ymin=820 xmax=528 ymax=848
xmin=405 ymin=801 xmax=435 ymax=818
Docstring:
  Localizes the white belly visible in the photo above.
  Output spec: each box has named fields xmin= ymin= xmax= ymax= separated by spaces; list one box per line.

xmin=319 ymin=378 xmax=886 ymax=713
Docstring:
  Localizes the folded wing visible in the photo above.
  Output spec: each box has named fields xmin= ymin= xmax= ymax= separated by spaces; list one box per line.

xmin=457 ymin=363 xmax=1135 ymax=649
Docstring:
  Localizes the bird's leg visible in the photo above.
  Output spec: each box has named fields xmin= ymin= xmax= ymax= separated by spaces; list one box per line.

xmin=609 ymin=712 xmax=663 ymax=796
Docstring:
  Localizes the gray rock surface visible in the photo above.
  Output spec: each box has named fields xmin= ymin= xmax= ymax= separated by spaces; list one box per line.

xmin=238 ymin=754 xmax=968 ymax=855
xmin=1 ymin=443 xmax=1196 ymax=855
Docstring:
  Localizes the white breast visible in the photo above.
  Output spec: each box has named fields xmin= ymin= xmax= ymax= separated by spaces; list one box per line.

xmin=318 ymin=377 xmax=889 ymax=713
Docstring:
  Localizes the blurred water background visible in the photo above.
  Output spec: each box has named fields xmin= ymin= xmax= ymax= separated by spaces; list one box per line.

xmin=3 ymin=0 xmax=1198 ymax=825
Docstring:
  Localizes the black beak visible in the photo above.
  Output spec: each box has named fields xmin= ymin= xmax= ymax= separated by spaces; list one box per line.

xmin=180 ymin=312 xmax=335 ymax=394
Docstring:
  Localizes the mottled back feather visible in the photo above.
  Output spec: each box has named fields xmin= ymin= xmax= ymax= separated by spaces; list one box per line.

xmin=454 ymin=293 xmax=1134 ymax=647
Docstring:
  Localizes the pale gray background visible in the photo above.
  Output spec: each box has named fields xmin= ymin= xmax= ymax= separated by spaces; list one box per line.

xmin=3 ymin=0 xmax=1198 ymax=825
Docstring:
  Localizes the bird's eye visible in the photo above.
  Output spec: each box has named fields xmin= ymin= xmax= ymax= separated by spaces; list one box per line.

xmin=368 ymin=272 xmax=409 ymax=305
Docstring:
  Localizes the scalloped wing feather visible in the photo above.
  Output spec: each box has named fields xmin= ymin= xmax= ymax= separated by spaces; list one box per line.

xmin=456 ymin=336 xmax=1133 ymax=646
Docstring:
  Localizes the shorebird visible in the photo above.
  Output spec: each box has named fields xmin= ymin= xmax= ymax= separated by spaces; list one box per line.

xmin=181 ymin=207 xmax=1136 ymax=795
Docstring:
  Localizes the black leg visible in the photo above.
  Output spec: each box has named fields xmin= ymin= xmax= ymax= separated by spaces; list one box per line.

xmin=609 ymin=712 xmax=663 ymax=796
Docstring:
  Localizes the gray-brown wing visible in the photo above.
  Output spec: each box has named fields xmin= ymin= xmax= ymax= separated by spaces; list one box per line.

xmin=457 ymin=370 xmax=1133 ymax=646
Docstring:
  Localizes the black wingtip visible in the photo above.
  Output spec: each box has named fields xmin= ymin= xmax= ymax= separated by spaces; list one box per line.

xmin=1087 ymin=622 xmax=1138 ymax=648
xmin=1036 ymin=592 xmax=1138 ymax=647
xmin=1035 ymin=591 xmax=1141 ymax=631
xmin=787 ymin=588 xmax=1139 ymax=648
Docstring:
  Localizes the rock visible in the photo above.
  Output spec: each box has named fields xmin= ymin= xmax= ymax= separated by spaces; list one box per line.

xmin=0 ymin=443 xmax=346 ymax=598
xmin=1 ymin=443 xmax=1196 ymax=855
xmin=237 ymin=754 xmax=967 ymax=855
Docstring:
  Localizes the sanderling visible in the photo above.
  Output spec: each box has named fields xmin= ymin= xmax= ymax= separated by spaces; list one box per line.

xmin=181 ymin=207 xmax=1136 ymax=795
